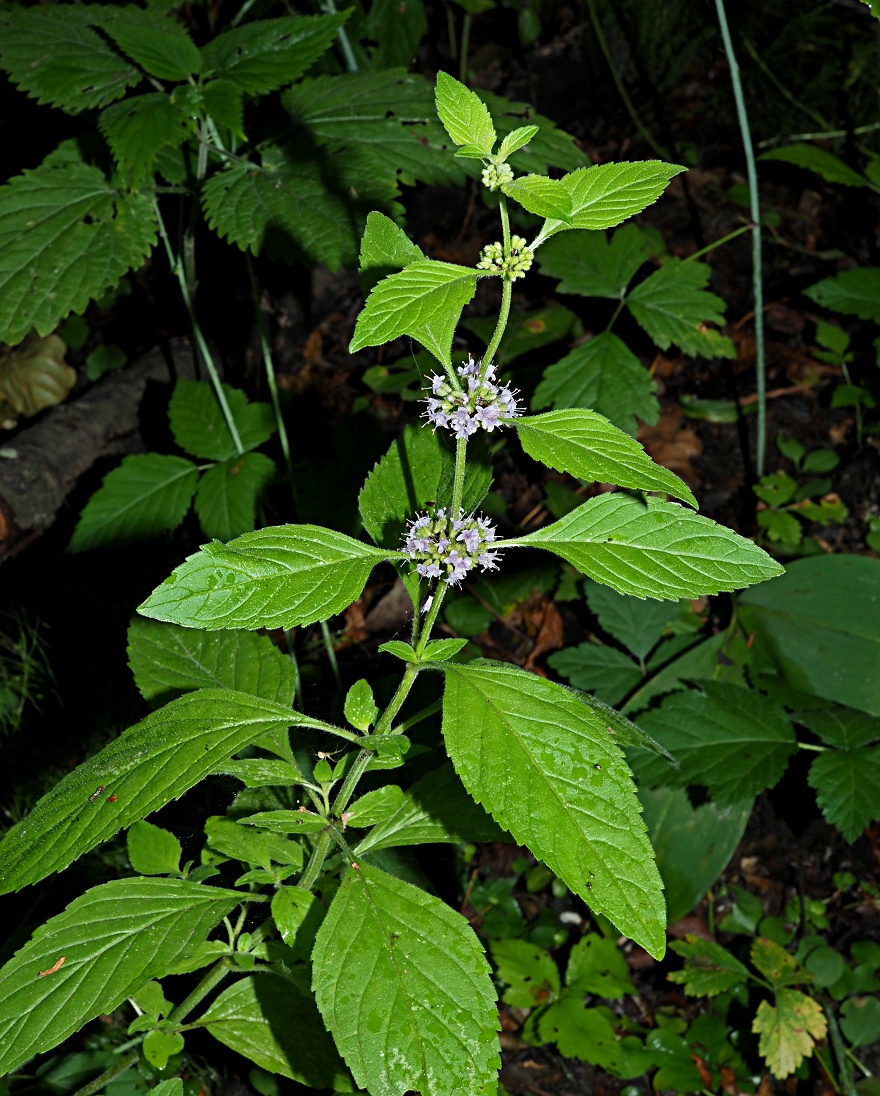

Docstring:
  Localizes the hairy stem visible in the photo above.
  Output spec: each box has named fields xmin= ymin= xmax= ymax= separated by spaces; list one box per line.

xmin=246 ymin=254 xmax=291 ymax=473
xmin=415 ymin=586 xmax=448 ymax=654
xmin=70 ymin=1050 xmax=141 ymax=1096
xmin=320 ymin=619 xmax=342 ymax=690
xmin=481 ymin=278 xmax=512 ymax=376
xmin=714 ymin=0 xmax=766 ymax=477
xmin=169 ymin=957 xmax=234 ymax=1024
xmin=451 ymin=436 xmax=468 ymax=514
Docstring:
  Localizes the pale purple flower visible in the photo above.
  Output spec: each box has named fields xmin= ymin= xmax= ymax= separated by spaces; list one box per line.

xmin=402 ymin=508 xmax=502 ymax=587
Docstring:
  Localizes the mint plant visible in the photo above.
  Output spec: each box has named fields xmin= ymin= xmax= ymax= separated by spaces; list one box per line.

xmin=0 ymin=75 xmax=784 ymax=1096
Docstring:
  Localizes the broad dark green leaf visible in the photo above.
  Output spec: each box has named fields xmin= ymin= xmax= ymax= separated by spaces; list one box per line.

xmin=100 ymin=8 xmax=202 ymax=82
xmin=533 ymin=331 xmax=660 ymax=436
xmin=808 ymin=747 xmax=880 ymax=842
xmin=359 ymin=424 xmax=492 ymax=548
xmin=441 ymin=660 xmax=666 ymax=956
xmin=584 ymin=581 xmax=681 ymax=661
xmin=516 ymin=409 xmax=696 ymax=507
xmin=365 ymin=0 xmax=427 ymax=68
xmin=627 ymin=260 xmax=736 ymax=359
xmin=127 ymin=618 xmax=296 ymax=707
xmin=668 ymin=935 xmax=751 ymax=996
xmin=201 ymin=973 xmax=352 ymax=1089
xmin=139 ymin=524 xmax=387 ymax=630
xmin=502 ymin=175 xmax=572 ymax=221
xmin=0 ymin=151 xmax=157 ymax=344
xmin=203 ymin=79 xmax=245 ymax=138
xmin=491 ymin=939 xmax=560 ymax=1007
xmin=512 ymin=494 xmax=782 ymax=600
xmin=312 ymin=862 xmax=500 ymax=1096
xmin=354 ymin=762 xmax=507 ymax=854
xmin=435 ymin=71 xmax=496 ymax=155
xmin=622 ymin=633 xmax=729 ymax=715
xmin=739 ymin=555 xmax=880 ymax=716
xmin=68 ymin=454 xmax=197 ymax=553
xmin=169 ymin=379 xmax=275 ymax=462
xmin=794 ymin=706 xmax=880 ymax=750
xmin=195 ymin=453 xmax=276 ymax=542
xmin=359 ymin=210 xmax=425 ymax=292
xmin=0 ymin=878 xmax=241 ymax=1074
xmin=632 ymin=682 xmax=795 ymax=804
xmin=759 ymin=143 xmax=868 ymax=188
xmin=548 ymin=643 xmax=642 ymax=706
xmin=0 ymin=689 xmax=296 ymax=893
xmin=0 ymin=6 xmax=139 ymax=113
xmin=803 ymin=268 xmax=880 ymax=323
xmin=200 ymin=13 xmax=346 ymax=95
xmin=99 ymin=93 xmax=192 ymax=184
xmin=537 ymin=225 xmax=650 ymax=298
xmin=565 ymin=933 xmax=634 ymax=997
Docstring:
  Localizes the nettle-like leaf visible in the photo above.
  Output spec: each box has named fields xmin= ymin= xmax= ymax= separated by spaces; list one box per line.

xmin=127 ymin=819 xmax=182 ymax=876
xmin=359 ymin=423 xmax=492 ymax=548
xmin=0 ymin=878 xmax=241 ymax=1075
xmin=753 ymin=990 xmax=827 ymax=1079
xmin=169 ymin=379 xmax=275 ymax=462
xmin=200 ymin=12 xmax=347 ymax=95
xmin=365 ymin=0 xmax=427 ymax=69
xmin=68 ymin=454 xmax=198 ymax=553
xmin=804 ymin=267 xmax=880 ymax=323
xmin=99 ymin=7 xmax=202 ymax=82
xmin=195 ymin=452 xmax=276 ymax=543
xmin=631 ymin=682 xmax=796 ymax=804
xmin=0 ymin=689 xmax=296 ymax=893
xmin=435 ymin=70 xmax=496 ymax=156
xmin=626 ymin=259 xmax=736 ymax=359
xmin=99 ymin=93 xmax=193 ymax=184
xmin=516 ymin=409 xmax=696 ymax=507
xmin=312 ymin=862 xmax=500 ymax=1096
xmin=0 ymin=6 xmax=139 ymax=113
xmin=139 ymin=525 xmax=387 ymax=630
xmin=759 ymin=143 xmax=868 ymax=189
xmin=807 ymin=746 xmax=880 ymax=842
xmin=204 ymin=79 xmax=245 ymax=139
xmin=502 ymin=176 xmax=572 ymax=222
xmin=668 ymin=935 xmax=751 ymax=996
xmin=548 ymin=643 xmax=643 ymax=707
xmin=441 ymin=660 xmax=666 ymax=957
xmin=127 ymin=618 xmax=297 ymax=708
xmin=0 ymin=150 xmax=157 ymax=345
xmin=360 ymin=210 xmax=425 ymax=291
xmin=537 ymin=224 xmax=650 ymax=299
xmin=350 ymin=260 xmax=478 ymax=369
xmin=566 ymin=933 xmax=635 ymax=997
xmin=491 ymin=939 xmax=560 ymax=1008
xmin=534 ymin=161 xmax=686 ymax=243
xmin=584 ymin=581 xmax=681 ymax=662
xmin=510 ymin=494 xmax=782 ymax=600
xmin=497 ymin=125 xmax=539 ymax=162
xmin=200 ymin=973 xmax=351 ymax=1089
xmin=533 ymin=331 xmax=660 ymax=436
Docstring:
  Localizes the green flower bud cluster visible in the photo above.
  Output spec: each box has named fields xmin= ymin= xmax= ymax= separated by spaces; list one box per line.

xmin=476 ymin=236 xmax=534 ymax=281
xmin=481 ymin=162 xmax=514 ymax=191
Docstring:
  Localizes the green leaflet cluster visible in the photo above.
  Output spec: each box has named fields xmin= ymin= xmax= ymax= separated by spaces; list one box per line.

xmin=0 ymin=73 xmax=785 ymax=1096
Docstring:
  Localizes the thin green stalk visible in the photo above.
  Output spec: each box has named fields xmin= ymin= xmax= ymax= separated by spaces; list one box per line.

xmin=321 ymin=0 xmax=358 ymax=72
xmin=797 ymin=741 xmax=828 ymax=752
xmin=741 ymin=35 xmax=829 ymax=131
xmin=69 ymin=1051 xmax=140 ymax=1096
xmin=285 ymin=629 xmax=304 ymax=709
xmin=683 ymin=222 xmax=752 ymax=263
xmin=815 ymin=1045 xmax=842 ymax=1096
xmin=153 ymin=200 xmax=245 ymax=455
xmin=826 ymin=1002 xmax=857 ymax=1096
xmin=605 ymin=298 xmax=626 ymax=333
xmin=446 ymin=3 xmax=457 ymax=58
xmin=714 ymin=0 xmax=767 ymax=477
xmin=299 ymin=830 xmax=333 ymax=891
xmin=481 ymin=279 xmax=512 ymax=376
xmin=393 ymin=698 xmax=442 ymax=734
xmin=320 ymin=619 xmax=342 ymax=690
xmin=246 ymin=254 xmax=291 ymax=473
xmin=585 ymin=0 xmax=667 ymax=158
xmin=757 ymin=122 xmax=880 ymax=150
xmin=415 ymin=586 xmax=448 ymax=655
xmin=451 ymin=436 xmax=468 ymax=514
xmin=169 ymin=958 xmax=234 ymax=1024
xmin=374 ymin=663 xmax=420 ymax=735
xmin=459 ymin=12 xmax=471 ymax=82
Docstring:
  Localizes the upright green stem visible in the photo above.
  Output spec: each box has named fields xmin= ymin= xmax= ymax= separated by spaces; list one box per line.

xmin=682 ymin=222 xmax=752 ymax=263
xmin=320 ymin=619 xmax=342 ymax=689
xmin=70 ymin=1050 xmax=140 ymax=1096
xmin=451 ymin=436 xmax=468 ymax=514
xmin=285 ymin=629 xmax=304 ymax=709
xmin=153 ymin=200 xmax=245 ymax=456
xmin=169 ymin=957 xmax=234 ymax=1024
xmin=246 ymin=254 xmax=291 ymax=473
xmin=415 ymin=586 xmax=448 ymax=654
xmin=481 ymin=279 xmax=512 ymax=377
xmin=446 ymin=3 xmax=458 ymax=58
xmin=299 ymin=830 xmax=333 ymax=890
xmin=459 ymin=12 xmax=472 ymax=82
xmin=714 ymin=0 xmax=767 ymax=477
xmin=321 ymin=0 xmax=358 ymax=72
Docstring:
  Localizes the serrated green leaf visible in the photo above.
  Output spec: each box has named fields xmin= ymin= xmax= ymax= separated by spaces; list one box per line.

xmin=627 ymin=259 xmax=735 ymax=358
xmin=201 ymin=13 xmax=346 ymax=95
xmin=0 ymin=878 xmax=241 ymax=1075
xmin=169 ymin=379 xmax=275 ymax=462
xmin=760 ymin=143 xmax=868 ymax=188
xmin=512 ymin=494 xmax=783 ymax=600
xmin=502 ymin=175 xmax=572 ymax=221
xmin=807 ymin=747 xmax=880 ymax=842
xmin=203 ymin=79 xmax=245 ymax=139
xmin=359 ymin=210 xmax=425 ymax=292
xmin=794 ymin=706 xmax=880 ymax=749
xmin=201 ymin=146 xmax=359 ymax=273
xmin=0 ymin=689 xmax=297 ymax=893
xmin=533 ymin=331 xmax=659 ymax=436
xmin=583 ymin=581 xmax=681 ymax=661
xmin=804 ymin=268 xmax=880 ymax=323
xmin=516 ymin=409 xmax=696 ymax=507
xmin=491 ymin=939 xmax=560 ymax=1007
xmin=537 ymin=224 xmax=650 ymax=299
xmin=632 ymin=682 xmax=795 ymax=803
xmin=435 ymin=70 xmax=496 ymax=155
xmin=498 ymin=125 xmax=539 ymax=161
xmin=535 ymin=161 xmax=686 ymax=243
xmin=205 ymin=815 xmax=301 ymax=869
xmin=127 ymin=820 xmax=182 ymax=876
xmin=100 ymin=8 xmax=201 ymax=82
xmin=344 ymin=786 xmax=404 ymax=828
xmin=354 ymin=762 xmax=506 ymax=855
xmin=566 ymin=933 xmax=634 ymax=997
xmin=753 ymin=989 xmax=826 ymax=1079
xmin=547 ymin=643 xmax=642 ymax=706
xmin=350 ymin=260 xmax=477 ymax=368
xmin=99 ymin=93 xmax=192 ymax=184
xmin=537 ymin=1001 xmax=622 ymax=1068
xmin=359 ymin=424 xmax=492 ymax=548
xmin=0 ymin=6 xmax=139 ymax=113
xmin=127 ymin=617 xmax=297 ymax=707
xmin=366 ymin=0 xmax=427 ymax=67
xmin=751 ymin=937 xmax=804 ymax=987
xmin=668 ymin=935 xmax=750 ymax=996
xmin=195 ymin=453 xmax=276 ymax=543
xmin=139 ymin=525 xmax=387 ymax=630
xmin=441 ymin=660 xmax=666 ymax=956
xmin=312 ymin=862 xmax=500 ymax=1096
xmin=201 ymin=974 xmax=352 ymax=1089
xmin=477 ymin=90 xmax=587 ymax=176
xmin=0 ymin=154 xmax=157 ymax=345
xmin=211 ymin=759 xmax=303 ymax=787
xmin=68 ymin=454 xmax=197 ymax=553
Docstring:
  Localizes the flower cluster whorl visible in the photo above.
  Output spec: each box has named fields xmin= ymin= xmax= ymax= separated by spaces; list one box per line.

xmin=424 ymin=356 xmax=521 ymax=439
xmin=481 ymin=162 xmax=514 ymax=191
xmin=404 ymin=509 xmax=501 ymax=585
xmin=477 ymin=236 xmax=533 ymax=281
